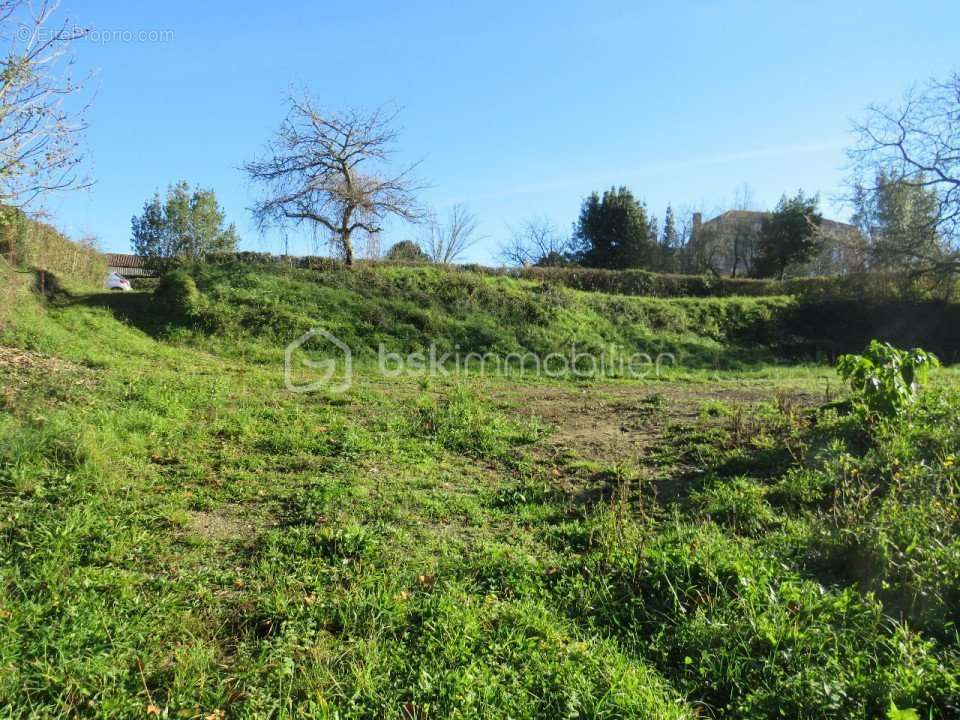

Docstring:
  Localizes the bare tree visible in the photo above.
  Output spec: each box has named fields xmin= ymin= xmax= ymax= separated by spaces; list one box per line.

xmin=361 ymin=233 xmax=382 ymax=260
xmin=729 ymin=184 xmax=758 ymax=277
xmin=1 ymin=0 xmax=90 ymax=208
xmin=244 ymin=95 xmax=424 ymax=265
xmin=419 ymin=203 xmax=482 ymax=264
xmin=849 ymin=72 xmax=960 ymax=272
xmin=498 ymin=216 xmax=572 ymax=266
xmin=662 ymin=203 xmax=701 ymax=273
xmin=684 ymin=203 xmax=727 ymax=275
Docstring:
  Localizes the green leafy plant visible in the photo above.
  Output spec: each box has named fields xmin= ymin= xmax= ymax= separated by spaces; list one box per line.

xmin=154 ymin=269 xmax=201 ymax=319
xmin=887 ymin=701 xmax=920 ymax=720
xmin=836 ymin=340 xmax=939 ymax=418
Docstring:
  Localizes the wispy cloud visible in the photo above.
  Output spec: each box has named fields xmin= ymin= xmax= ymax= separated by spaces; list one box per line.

xmin=458 ymin=138 xmax=847 ymax=204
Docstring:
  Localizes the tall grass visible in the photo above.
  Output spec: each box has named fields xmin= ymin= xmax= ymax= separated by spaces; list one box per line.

xmin=0 ymin=259 xmax=16 ymax=329
xmin=0 ymin=207 xmax=105 ymax=290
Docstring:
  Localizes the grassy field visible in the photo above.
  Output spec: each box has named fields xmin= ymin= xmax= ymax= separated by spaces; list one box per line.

xmin=2 ymin=263 xmax=959 ymax=718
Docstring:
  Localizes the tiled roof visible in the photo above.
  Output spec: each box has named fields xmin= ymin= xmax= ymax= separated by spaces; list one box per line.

xmin=104 ymin=253 xmax=159 ymax=277
xmin=104 ymin=253 xmax=150 ymax=268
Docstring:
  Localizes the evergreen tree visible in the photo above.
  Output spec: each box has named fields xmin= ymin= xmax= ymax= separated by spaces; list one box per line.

xmin=131 ymin=195 xmax=171 ymax=259
xmin=753 ymin=191 xmax=823 ymax=279
xmin=131 ymin=181 xmax=239 ymax=262
xmin=647 ymin=212 xmax=659 ymax=253
xmin=573 ymin=187 xmax=655 ymax=269
xmin=852 ymin=172 xmax=943 ymax=271
xmin=659 ymin=204 xmax=679 ymax=272
xmin=385 ymin=239 xmax=430 ymax=262
xmin=661 ymin=205 xmax=678 ymax=248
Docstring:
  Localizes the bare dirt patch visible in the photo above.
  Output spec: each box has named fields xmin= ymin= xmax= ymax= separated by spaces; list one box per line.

xmin=507 ymin=382 xmax=798 ymax=461
xmin=499 ymin=380 xmax=822 ymax=503
xmin=0 ymin=345 xmax=82 ymax=373
xmin=0 ymin=345 xmax=97 ymax=415
xmin=185 ymin=508 xmax=257 ymax=542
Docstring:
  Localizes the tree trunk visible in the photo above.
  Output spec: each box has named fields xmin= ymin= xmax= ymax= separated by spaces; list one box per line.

xmin=341 ymin=230 xmax=354 ymax=266
xmin=341 ymin=205 xmax=355 ymax=266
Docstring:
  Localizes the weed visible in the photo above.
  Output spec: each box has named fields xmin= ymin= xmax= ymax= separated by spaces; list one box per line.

xmin=837 ymin=341 xmax=939 ymax=419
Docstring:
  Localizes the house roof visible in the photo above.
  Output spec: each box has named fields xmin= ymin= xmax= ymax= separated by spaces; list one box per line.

xmin=104 ymin=253 xmax=158 ymax=277
xmin=701 ymin=210 xmax=858 ymax=233
xmin=105 ymin=253 xmax=150 ymax=268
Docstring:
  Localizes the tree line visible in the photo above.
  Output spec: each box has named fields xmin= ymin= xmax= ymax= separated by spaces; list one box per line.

xmin=499 ymin=66 xmax=958 ymax=280
xmin=127 ymin=78 xmax=956 ymax=280
xmin=495 ymin=187 xmax=827 ymax=279
xmin=123 ymin=71 xmax=958 ymax=282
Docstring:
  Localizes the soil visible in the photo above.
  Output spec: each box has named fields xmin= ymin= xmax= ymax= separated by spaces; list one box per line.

xmin=500 ymin=380 xmax=823 ymax=504
xmin=185 ymin=508 xmax=257 ymax=542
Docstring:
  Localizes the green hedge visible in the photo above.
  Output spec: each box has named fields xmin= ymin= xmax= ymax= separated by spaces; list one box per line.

xmin=508 ymin=267 xmax=956 ymax=301
xmin=154 ymin=270 xmax=201 ymax=319
xmin=200 ymin=253 xmax=957 ymax=302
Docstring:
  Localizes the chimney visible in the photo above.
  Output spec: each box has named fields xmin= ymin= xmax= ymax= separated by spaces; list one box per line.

xmin=692 ymin=212 xmax=702 ymax=239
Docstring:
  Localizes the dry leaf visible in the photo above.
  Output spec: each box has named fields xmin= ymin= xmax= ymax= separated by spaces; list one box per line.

xmin=146 ymin=703 xmax=161 ymax=716
xmin=304 ymin=594 xmax=317 ymax=606
xmin=416 ymin=574 xmax=436 ymax=587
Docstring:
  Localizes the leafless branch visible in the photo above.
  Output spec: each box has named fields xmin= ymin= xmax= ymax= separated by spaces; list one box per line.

xmin=498 ymin=216 xmax=571 ymax=266
xmin=0 ymin=0 xmax=91 ymax=208
xmin=849 ymin=71 xmax=960 ymax=268
xmin=419 ymin=203 xmax=483 ymax=264
xmin=244 ymin=93 xmax=425 ymax=264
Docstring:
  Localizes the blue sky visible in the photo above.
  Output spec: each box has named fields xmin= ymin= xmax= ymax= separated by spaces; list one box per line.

xmin=44 ymin=0 xmax=960 ymax=262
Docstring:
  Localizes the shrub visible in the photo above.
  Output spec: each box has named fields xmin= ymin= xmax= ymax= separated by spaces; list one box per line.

xmin=385 ymin=240 xmax=430 ymax=262
xmin=154 ymin=270 xmax=201 ymax=319
xmin=837 ymin=341 xmax=940 ymax=418
xmin=0 ymin=259 xmax=16 ymax=328
xmin=689 ymin=476 xmax=779 ymax=535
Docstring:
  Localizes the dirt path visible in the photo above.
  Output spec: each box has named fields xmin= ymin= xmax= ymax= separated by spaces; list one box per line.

xmin=498 ymin=380 xmax=822 ymax=503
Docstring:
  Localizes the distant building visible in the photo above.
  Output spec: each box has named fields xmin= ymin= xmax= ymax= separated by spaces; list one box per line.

xmin=104 ymin=253 xmax=158 ymax=278
xmin=690 ymin=210 xmax=865 ymax=277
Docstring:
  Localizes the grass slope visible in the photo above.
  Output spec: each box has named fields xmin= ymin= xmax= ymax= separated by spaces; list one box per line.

xmin=1 ymin=264 xmax=959 ymax=718
xmin=164 ymin=261 xmax=794 ymax=369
